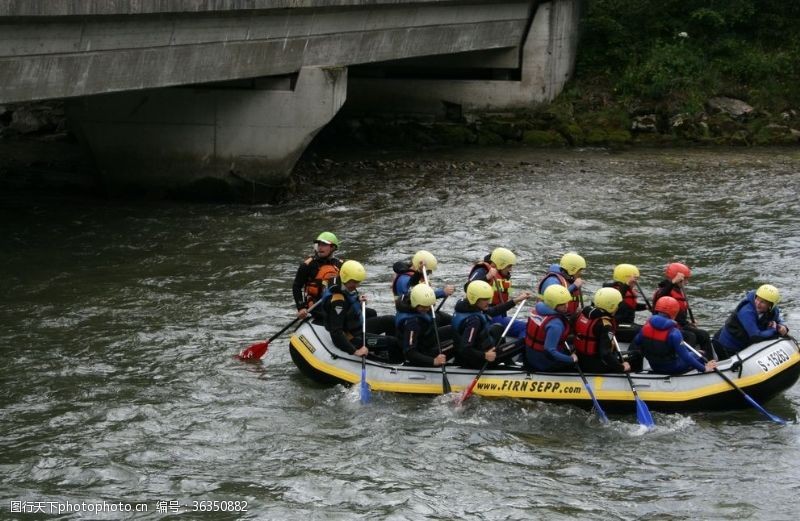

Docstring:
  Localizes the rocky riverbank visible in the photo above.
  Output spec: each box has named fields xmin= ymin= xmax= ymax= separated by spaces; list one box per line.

xmin=314 ymin=95 xmax=800 ymax=149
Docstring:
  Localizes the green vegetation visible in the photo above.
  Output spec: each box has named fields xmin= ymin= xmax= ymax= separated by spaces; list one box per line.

xmin=576 ymin=0 xmax=800 ymax=112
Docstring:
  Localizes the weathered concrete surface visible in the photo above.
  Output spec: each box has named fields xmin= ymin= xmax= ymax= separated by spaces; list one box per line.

xmin=344 ymin=0 xmax=581 ymax=114
xmin=0 ymin=1 xmax=533 ymax=103
xmin=66 ymin=66 xmax=347 ymax=201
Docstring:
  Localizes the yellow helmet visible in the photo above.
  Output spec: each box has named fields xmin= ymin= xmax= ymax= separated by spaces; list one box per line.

xmin=613 ymin=263 xmax=640 ymax=284
xmin=410 ymin=284 xmax=437 ymax=308
xmin=594 ymin=287 xmax=623 ymax=314
xmin=339 ymin=260 xmax=366 ymax=284
xmin=542 ymin=285 xmax=571 ymax=309
xmin=490 ymin=247 xmax=516 ymax=270
xmin=560 ymin=252 xmax=586 ymax=276
xmin=411 ymin=250 xmax=438 ymax=272
xmin=466 ymin=280 xmax=494 ymax=305
xmin=756 ymin=284 xmax=780 ymax=305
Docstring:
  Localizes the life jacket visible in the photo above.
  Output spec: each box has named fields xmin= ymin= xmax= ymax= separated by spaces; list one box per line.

xmin=303 ymin=256 xmax=341 ymax=305
xmin=722 ymin=298 xmax=775 ymax=347
xmin=525 ymin=312 xmax=569 ymax=353
xmin=467 ymin=261 xmax=511 ymax=305
xmin=639 ymin=319 xmax=678 ymax=364
xmin=574 ymin=310 xmax=616 ymax=357
xmin=451 ymin=309 xmax=490 ymax=336
xmin=608 ymin=281 xmax=639 ymax=323
xmin=653 ymin=283 xmax=689 ymax=323
xmin=395 ymin=310 xmax=434 ymax=333
xmin=391 ymin=261 xmax=422 ymax=300
xmin=537 ymin=272 xmax=581 ymax=315
xmin=321 ymin=286 xmax=362 ymax=337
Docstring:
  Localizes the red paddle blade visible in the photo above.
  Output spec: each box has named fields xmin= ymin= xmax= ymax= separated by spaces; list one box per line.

xmin=236 ymin=341 xmax=269 ymax=361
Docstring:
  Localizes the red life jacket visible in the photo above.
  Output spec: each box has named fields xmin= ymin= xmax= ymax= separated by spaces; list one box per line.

xmin=653 ymin=285 xmax=689 ymax=323
xmin=574 ymin=312 xmax=616 ymax=357
xmin=537 ymin=272 xmax=581 ymax=315
xmin=468 ymin=261 xmax=511 ymax=305
xmin=525 ymin=312 xmax=569 ymax=352
xmin=640 ymin=319 xmax=678 ymax=363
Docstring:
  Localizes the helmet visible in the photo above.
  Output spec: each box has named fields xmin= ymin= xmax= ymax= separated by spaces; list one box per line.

xmin=411 ymin=250 xmax=438 ymax=272
xmin=490 ymin=247 xmax=516 ymax=270
xmin=613 ymin=263 xmax=640 ymax=284
xmin=654 ymin=296 xmax=680 ymax=319
xmin=594 ymin=287 xmax=623 ymax=314
xmin=756 ymin=284 xmax=780 ymax=305
xmin=339 ymin=260 xmax=366 ymax=284
xmin=410 ymin=284 xmax=437 ymax=308
xmin=466 ymin=280 xmax=494 ymax=305
xmin=665 ymin=262 xmax=691 ymax=280
xmin=315 ymin=232 xmax=339 ymax=248
xmin=560 ymin=252 xmax=586 ymax=276
xmin=542 ymin=285 xmax=572 ymax=309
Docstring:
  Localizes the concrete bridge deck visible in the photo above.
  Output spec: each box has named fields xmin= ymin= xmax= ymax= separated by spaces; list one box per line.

xmin=0 ymin=0 xmax=581 ymax=201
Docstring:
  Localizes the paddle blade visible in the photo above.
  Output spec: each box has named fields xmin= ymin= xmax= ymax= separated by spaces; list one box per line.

xmin=236 ymin=341 xmax=269 ymax=362
xmin=634 ymin=396 xmax=655 ymax=428
xmin=442 ymin=373 xmax=452 ymax=395
xmin=593 ymin=404 xmax=610 ymax=425
xmin=743 ymin=393 xmax=786 ymax=425
xmin=456 ymin=378 xmax=478 ymax=407
xmin=360 ymin=367 xmax=371 ymax=404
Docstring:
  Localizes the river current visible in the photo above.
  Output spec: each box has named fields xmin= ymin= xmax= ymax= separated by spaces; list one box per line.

xmin=1 ymin=147 xmax=799 ymax=520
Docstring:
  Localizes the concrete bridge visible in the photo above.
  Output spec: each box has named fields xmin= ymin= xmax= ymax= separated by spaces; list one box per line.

xmin=0 ymin=0 xmax=581 ymax=201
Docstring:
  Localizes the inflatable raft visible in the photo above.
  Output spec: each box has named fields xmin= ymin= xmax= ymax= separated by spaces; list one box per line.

xmin=289 ymin=322 xmax=800 ymax=414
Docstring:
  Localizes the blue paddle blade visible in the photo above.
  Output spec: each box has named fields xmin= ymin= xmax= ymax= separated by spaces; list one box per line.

xmin=635 ymin=396 xmax=655 ymax=428
xmin=359 ymin=367 xmax=370 ymax=404
xmin=743 ymin=394 xmax=785 ymax=425
xmin=594 ymin=404 xmax=609 ymax=425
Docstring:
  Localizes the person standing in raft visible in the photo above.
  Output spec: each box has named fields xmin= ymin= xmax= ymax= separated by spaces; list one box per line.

xmin=712 ymin=284 xmax=789 ymax=360
xmin=391 ymin=250 xmax=455 ymax=323
xmin=652 ymin=262 xmax=713 ymax=359
xmin=292 ymin=231 xmax=343 ymax=318
xmin=395 ymin=284 xmax=454 ymax=367
xmin=465 ymin=247 xmax=527 ymax=338
xmin=322 ymin=260 xmax=403 ymax=363
xmin=603 ymin=263 xmax=648 ymax=343
xmin=574 ymin=287 xmax=631 ymax=373
xmin=452 ymin=280 xmax=533 ymax=369
xmin=626 ymin=296 xmax=716 ymax=375
xmin=536 ymin=252 xmax=586 ymax=323
xmin=524 ymin=285 xmax=578 ymax=372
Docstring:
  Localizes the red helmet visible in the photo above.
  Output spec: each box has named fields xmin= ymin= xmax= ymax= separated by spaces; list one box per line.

xmin=654 ymin=296 xmax=680 ymax=319
xmin=665 ymin=262 xmax=691 ymax=280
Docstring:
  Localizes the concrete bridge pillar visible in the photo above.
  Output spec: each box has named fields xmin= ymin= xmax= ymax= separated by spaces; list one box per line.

xmin=66 ymin=66 xmax=347 ymax=202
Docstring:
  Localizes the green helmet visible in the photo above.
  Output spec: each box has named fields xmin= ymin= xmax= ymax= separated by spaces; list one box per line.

xmin=339 ymin=260 xmax=366 ymax=284
xmin=410 ymin=284 xmax=437 ymax=308
xmin=594 ymin=287 xmax=623 ymax=314
xmin=466 ymin=280 xmax=494 ymax=305
xmin=490 ymin=247 xmax=516 ymax=270
xmin=756 ymin=284 xmax=780 ymax=305
xmin=315 ymin=232 xmax=339 ymax=248
xmin=560 ymin=252 xmax=586 ymax=276
xmin=542 ymin=285 xmax=571 ymax=309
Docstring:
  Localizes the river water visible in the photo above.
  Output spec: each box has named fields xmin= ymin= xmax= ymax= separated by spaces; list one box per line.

xmin=2 ymin=147 xmax=799 ymax=520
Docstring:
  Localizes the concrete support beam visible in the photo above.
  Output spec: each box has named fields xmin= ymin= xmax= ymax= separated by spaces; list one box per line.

xmin=66 ymin=66 xmax=346 ymax=201
xmin=344 ymin=0 xmax=581 ymax=114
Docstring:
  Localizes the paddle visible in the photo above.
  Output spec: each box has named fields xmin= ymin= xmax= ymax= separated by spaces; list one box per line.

xmin=568 ymin=342 xmax=610 ymax=425
xmin=612 ymin=335 xmax=655 ymax=428
xmin=436 ymin=295 xmax=449 ymax=313
xmin=422 ymin=265 xmax=451 ymax=394
xmin=634 ymin=281 xmax=653 ymax=312
xmin=236 ymin=299 xmax=323 ymax=361
xmin=359 ymin=300 xmax=370 ymax=404
xmin=682 ymin=341 xmax=786 ymax=425
xmin=456 ymin=298 xmax=528 ymax=406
